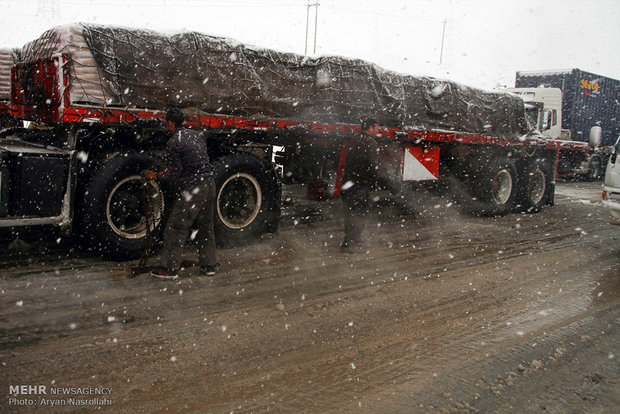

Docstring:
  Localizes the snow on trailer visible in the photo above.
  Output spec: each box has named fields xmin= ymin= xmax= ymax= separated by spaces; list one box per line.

xmin=0 ymin=23 xmax=569 ymax=258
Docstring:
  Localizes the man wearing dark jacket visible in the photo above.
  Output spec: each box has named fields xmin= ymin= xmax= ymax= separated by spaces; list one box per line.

xmin=340 ymin=118 xmax=399 ymax=254
xmin=149 ymin=108 xmax=218 ymax=279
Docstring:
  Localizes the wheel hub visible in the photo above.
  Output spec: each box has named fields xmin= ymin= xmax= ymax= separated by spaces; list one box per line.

xmin=492 ymin=169 xmax=513 ymax=205
xmin=217 ymin=172 xmax=262 ymax=230
xmin=106 ymin=175 xmax=164 ymax=239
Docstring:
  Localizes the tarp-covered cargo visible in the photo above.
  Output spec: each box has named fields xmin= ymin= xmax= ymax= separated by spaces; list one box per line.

xmin=19 ymin=23 xmax=528 ymax=139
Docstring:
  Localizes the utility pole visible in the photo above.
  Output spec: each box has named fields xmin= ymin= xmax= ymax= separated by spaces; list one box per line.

xmin=313 ymin=1 xmax=319 ymax=54
xmin=439 ymin=19 xmax=447 ymax=65
xmin=305 ymin=1 xmax=320 ymax=55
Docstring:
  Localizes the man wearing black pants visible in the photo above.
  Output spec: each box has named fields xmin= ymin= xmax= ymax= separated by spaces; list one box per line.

xmin=148 ymin=108 xmax=218 ymax=279
xmin=340 ymin=118 xmax=399 ymax=254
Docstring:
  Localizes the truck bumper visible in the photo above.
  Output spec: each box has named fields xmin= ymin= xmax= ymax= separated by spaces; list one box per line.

xmin=602 ymin=186 xmax=620 ymax=225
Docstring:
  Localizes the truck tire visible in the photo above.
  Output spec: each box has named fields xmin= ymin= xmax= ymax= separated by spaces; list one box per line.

xmin=517 ymin=158 xmax=553 ymax=213
xmin=468 ymin=156 xmax=518 ymax=216
xmin=78 ymin=151 xmax=168 ymax=260
xmin=212 ymin=152 xmax=281 ymax=247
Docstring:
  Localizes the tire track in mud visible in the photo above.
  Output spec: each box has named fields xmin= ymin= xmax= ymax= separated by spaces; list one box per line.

xmin=179 ymin=230 xmax=616 ymax=410
xmin=234 ymin=249 xmax=617 ymax=413
xmin=0 ymin=196 xmax=610 ymax=350
xmin=375 ymin=304 xmax=620 ymax=414
xmin=191 ymin=191 xmax=617 ymax=412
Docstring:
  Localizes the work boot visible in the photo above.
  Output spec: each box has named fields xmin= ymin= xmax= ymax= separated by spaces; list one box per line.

xmin=150 ymin=267 xmax=179 ymax=280
xmin=340 ymin=243 xmax=366 ymax=254
xmin=200 ymin=263 xmax=220 ymax=276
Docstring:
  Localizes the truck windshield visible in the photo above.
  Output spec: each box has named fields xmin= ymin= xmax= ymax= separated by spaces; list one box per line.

xmin=523 ymin=104 xmax=541 ymax=131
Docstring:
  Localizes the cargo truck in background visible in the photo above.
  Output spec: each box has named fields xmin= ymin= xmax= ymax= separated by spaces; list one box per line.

xmin=507 ymin=69 xmax=620 ymax=180
xmin=0 ymin=24 xmax=585 ymax=259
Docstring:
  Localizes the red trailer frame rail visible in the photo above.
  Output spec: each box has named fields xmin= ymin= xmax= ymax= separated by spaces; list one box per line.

xmin=41 ymin=102 xmax=580 ymax=154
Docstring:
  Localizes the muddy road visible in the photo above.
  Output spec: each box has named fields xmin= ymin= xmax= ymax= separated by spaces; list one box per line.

xmin=1 ymin=181 xmax=618 ymax=413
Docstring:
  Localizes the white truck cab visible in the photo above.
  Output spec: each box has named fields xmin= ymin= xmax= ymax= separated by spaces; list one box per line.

xmin=602 ymin=135 xmax=620 ymax=225
xmin=505 ymin=87 xmax=563 ymax=139
xmin=505 ymin=86 xmax=608 ymax=179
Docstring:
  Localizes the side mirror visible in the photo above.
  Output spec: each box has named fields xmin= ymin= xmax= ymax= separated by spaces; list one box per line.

xmin=589 ymin=126 xmax=602 ymax=149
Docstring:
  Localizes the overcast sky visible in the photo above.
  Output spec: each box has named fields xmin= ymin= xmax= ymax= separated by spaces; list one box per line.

xmin=2 ymin=0 xmax=619 ymax=90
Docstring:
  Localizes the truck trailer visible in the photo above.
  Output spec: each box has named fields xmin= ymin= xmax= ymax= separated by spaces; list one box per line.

xmin=0 ymin=24 xmax=579 ymax=259
xmin=512 ymin=69 xmax=620 ymax=178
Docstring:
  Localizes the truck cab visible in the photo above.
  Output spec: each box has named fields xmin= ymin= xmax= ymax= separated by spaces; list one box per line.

xmin=505 ymin=87 xmax=562 ymax=139
xmin=505 ymin=86 xmax=605 ymax=179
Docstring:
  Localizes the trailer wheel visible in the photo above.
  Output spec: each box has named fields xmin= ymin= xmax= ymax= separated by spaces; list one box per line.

xmin=211 ymin=152 xmax=281 ymax=247
xmin=78 ymin=152 xmax=168 ymax=260
xmin=469 ymin=157 xmax=518 ymax=216
xmin=517 ymin=158 xmax=553 ymax=213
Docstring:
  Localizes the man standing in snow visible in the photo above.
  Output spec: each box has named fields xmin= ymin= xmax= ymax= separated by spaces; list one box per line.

xmin=340 ymin=118 xmax=400 ymax=254
xmin=147 ymin=108 xmax=218 ymax=279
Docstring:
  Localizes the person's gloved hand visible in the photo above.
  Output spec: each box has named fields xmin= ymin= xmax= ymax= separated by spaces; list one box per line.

xmin=142 ymin=169 xmax=157 ymax=180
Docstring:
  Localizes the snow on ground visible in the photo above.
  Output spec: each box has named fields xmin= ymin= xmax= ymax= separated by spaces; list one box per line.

xmin=555 ymin=181 xmax=604 ymax=203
